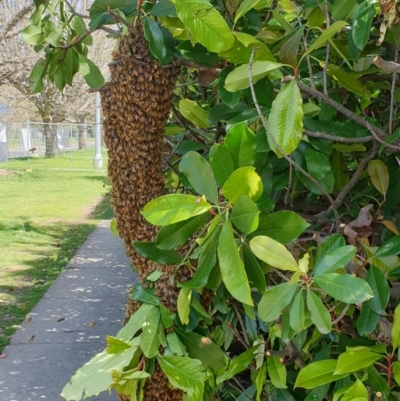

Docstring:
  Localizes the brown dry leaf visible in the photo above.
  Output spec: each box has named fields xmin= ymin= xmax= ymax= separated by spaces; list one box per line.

xmin=358 ymin=237 xmax=370 ymax=246
xmin=377 ymin=317 xmax=392 ymax=345
xmin=198 ymin=70 xmax=219 ymax=86
xmin=348 ymin=204 xmax=373 ymax=228
xmin=357 ymin=226 xmax=373 ymax=238
xmin=382 ymin=220 xmax=400 ymax=235
xmin=57 ymin=317 xmax=65 ymax=322
xmin=28 ymin=335 xmax=35 ymax=342
xmin=344 ymin=225 xmax=358 ymax=246
xmin=24 ymin=316 xmax=32 ymax=324
xmin=88 ymin=322 xmax=96 ymax=328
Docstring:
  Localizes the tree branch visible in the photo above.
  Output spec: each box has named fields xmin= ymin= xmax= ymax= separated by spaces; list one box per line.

xmin=304 ymin=130 xmax=374 ymax=143
xmin=373 ymin=56 xmax=400 ymax=74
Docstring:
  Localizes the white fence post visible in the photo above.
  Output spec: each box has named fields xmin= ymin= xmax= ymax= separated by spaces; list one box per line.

xmin=93 ymin=92 xmax=103 ymax=168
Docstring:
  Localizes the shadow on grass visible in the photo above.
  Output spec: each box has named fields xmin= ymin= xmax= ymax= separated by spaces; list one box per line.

xmin=0 ymin=195 xmax=113 ymax=352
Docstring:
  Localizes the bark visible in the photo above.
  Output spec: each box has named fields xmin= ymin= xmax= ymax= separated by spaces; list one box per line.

xmin=77 ymin=117 xmax=88 ymax=150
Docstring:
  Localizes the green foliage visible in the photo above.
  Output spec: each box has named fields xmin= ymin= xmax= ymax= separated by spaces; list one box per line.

xmin=23 ymin=0 xmax=400 ymax=399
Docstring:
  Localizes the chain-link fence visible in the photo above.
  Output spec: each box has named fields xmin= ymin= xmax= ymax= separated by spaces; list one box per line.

xmin=0 ymin=122 xmax=107 ymax=170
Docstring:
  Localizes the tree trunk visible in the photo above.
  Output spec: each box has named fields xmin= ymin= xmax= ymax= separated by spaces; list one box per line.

xmin=43 ymin=121 xmax=59 ymax=157
xmin=101 ymin=27 xmax=183 ymax=401
xmin=77 ymin=117 xmax=88 ymax=150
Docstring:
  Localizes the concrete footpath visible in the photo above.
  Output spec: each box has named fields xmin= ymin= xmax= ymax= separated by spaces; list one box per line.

xmin=0 ymin=220 xmax=137 ymax=401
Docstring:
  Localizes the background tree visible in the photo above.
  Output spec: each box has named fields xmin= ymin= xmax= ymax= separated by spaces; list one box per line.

xmin=23 ymin=0 xmax=400 ymax=400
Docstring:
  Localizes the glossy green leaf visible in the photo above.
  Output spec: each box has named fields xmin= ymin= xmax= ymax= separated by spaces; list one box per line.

xmin=258 ymin=282 xmax=297 ymax=322
xmin=352 ymin=1 xmax=376 ymax=51
xmin=106 ymin=336 xmax=131 ymax=354
xmin=374 ymin=235 xmax=400 ymax=257
xmin=295 ymin=360 xmax=348 ymax=389
xmin=332 ymin=0 xmax=358 ymax=19
xmin=342 ymin=379 xmax=368 ymax=401
xmin=307 ymin=289 xmax=332 ymax=334
xmin=78 ymin=53 xmax=105 ymax=89
xmin=180 ymin=151 xmax=218 ymax=204
xmin=367 ymin=365 xmax=390 ymax=396
xmin=151 ymin=0 xmax=177 ymax=17
xmin=224 ymin=61 xmax=284 ymax=92
xmin=357 ymin=302 xmax=380 ymax=336
xmin=366 ymin=265 xmax=389 ymax=314
xmin=132 ymin=241 xmax=182 ymax=264
xmin=22 ymin=24 xmax=45 ymax=45
xmin=179 ymin=99 xmax=210 ymax=129
xmin=393 ymin=361 xmax=400 ymax=386
xmin=268 ymin=79 xmax=303 ymax=156
xmin=225 ymin=123 xmax=257 ymax=168
xmin=302 ymin=21 xmax=348 ymax=59
xmin=304 ymin=147 xmax=334 ymax=192
xmin=334 ymin=348 xmax=382 ymax=375
xmin=279 ymin=27 xmax=304 ymax=67
xmin=140 ymin=307 xmax=161 ymax=358
xmin=253 ymin=211 xmax=309 ymax=244
xmin=166 ymin=332 xmax=187 ymax=355
xmin=368 ymin=160 xmax=389 ymax=196
xmin=222 ymin=166 xmax=263 ymax=204
xmin=143 ymin=17 xmax=170 ymax=64
xmin=173 ymin=0 xmax=234 ymax=53
xmin=218 ymin=220 xmax=253 ymax=305
xmin=177 ymin=287 xmax=192 ymax=325
xmin=209 ymin=144 xmax=235 ymax=186
xmin=250 ymin=236 xmax=298 ymax=271
xmin=156 ymin=213 xmax=209 ymax=250
xmin=176 ymin=329 xmax=228 ymax=373
xmin=158 ymin=355 xmax=206 ymax=401
xmin=234 ymin=0 xmax=262 ymax=21
xmin=313 ymin=245 xmax=357 ymax=277
xmin=290 ymin=290 xmax=305 ymax=332
xmin=268 ymin=356 xmax=287 ymax=389
xmin=160 ymin=305 xmax=176 ymax=328
xmin=326 ymin=64 xmax=371 ymax=99
xmin=313 ymin=273 xmax=373 ymax=303
xmin=231 ymin=195 xmax=260 ymax=234
xmin=89 ymin=0 xmax=137 ymax=30
xmin=392 ymin=304 xmax=400 ymax=350
xmin=117 ymin=304 xmax=155 ymax=341
xmin=218 ymin=66 xmax=242 ymax=108
xmin=141 ymin=194 xmax=211 ymax=226
xmin=242 ymin=244 xmax=266 ymax=293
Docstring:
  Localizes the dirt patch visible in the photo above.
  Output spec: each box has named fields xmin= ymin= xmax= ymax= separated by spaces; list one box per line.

xmin=0 ymin=170 xmax=18 ymax=177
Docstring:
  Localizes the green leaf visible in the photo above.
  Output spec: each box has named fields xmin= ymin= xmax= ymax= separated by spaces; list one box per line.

xmin=332 ymin=0 xmax=358 ymax=19
xmin=78 ymin=53 xmax=105 ymax=89
xmin=231 ymin=195 xmax=260 ymax=234
xmin=179 ymin=99 xmax=210 ymax=128
xmin=289 ymin=290 xmax=305 ymax=333
xmin=326 ymin=64 xmax=371 ymax=99
xmin=313 ymin=245 xmax=357 ymax=277
xmin=253 ymin=211 xmax=309 ymax=244
xmin=141 ymin=194 xmax=211 ymax=226
xmin=222 ymin=166 xmax=263 ymax=204
xmin=304 ymin=147 xmax=334 ymax=192
xmin=209 ymin=144 xmax=235 ymax=186
xmin=61 ymin=343 xmax=138 ymax=400
xmin=268 ymin=79 xmax=303 ymax=156
xmin=156 ymin=213 xmax=209 ymax=250
xmin=392 ymin=304 xmax=400 ymax=350
xmin=357 ymin=302 xmax=380 ymax=336
xmin=367 ymin=365 xmax=390 ymax=396
xmin=352 ymin=1 xmax=376 ymax=51
xmin=368 ymin=160 xmax=389 ymax=196
xmin=375 ymin=235 xmax=400 ymax=257
xmin=393 ymin=361 xmax=400 ymax=386
xmin=366 ymin=265 xmax=389 ymax=314
xmin=313 ymin=273 xmax=373 ymax=303
xmin=225 ymin=123 xmax=257 ymax=168
xmin=234 ymin=0 xmax=262 ymax=21
xmin=307 ymin=289 xmax=332 ymax=334
xmin=151 ymin=0 xmax=177 ymax=17
xmin=129 ymin=285 xmax=160 ymax=306
xmin=302 ymin=21 xmax=348 ymax=59
xmin=140 ymin=307 xmax=161 ymax=358
xmin=250 ymin=236 xmax=298 ymax=271
xmin=258 ymin=282 xmax=297 ymax=322
xmin=218 ymin=220 xmax=253 ymax=305
xmin=146 ymin=270 xmax=164 ymax=282
xmin=166 ymin=332 xmax=187 ymax=355
xmin=175 ymin=329 xmax=228 ymax=373
xmin=158 ymin=355 xmax=206 ymax=401
xmin=279 ymin=27 xmax=304 ymax=68
xmin=295 ymin=360 xmax=348 ymax=389
xmin=173 ymin=0 xmax=234 ymax=53
xmin=22 ymin=24 xmax=45 ymax=45
xmin=29 ymin=57 xmax=49 ymax=93
xmin=180 ymin=151 xmax=218 ymax=204
xmin=242 ymin=244 xmax=266 ymax=293
xmin=160 ymin=305 xmax=176 ymax=328
xmin=218 ymin=66 xmax=242 ymax=108
xmin=89 ymin=0 xmax=137 ymax=29
xmin=334 ymin=348 xmax=382 ymax=375
xmin=117 ymin=304 xmax=155 ymax=341
xmin=224 ymin=61 xmax=284 ymax=92
xmin=268 ymin=356 xmax=287 ymax=389
xmin=342 ymin=379 xmax=368 ymax=401
xmin=106 ymin=336 xmax=131 ymax=354
xmin=177 ymin=287 xmax=192 ymax=325
xmin=143 ymin=17 xmax=170 ymax=64
xmin=132 ymin=241 xmax=182 ymax=264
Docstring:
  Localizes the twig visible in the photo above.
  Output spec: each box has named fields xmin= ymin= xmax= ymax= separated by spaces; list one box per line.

xmin=332 ymin=303 xmax=350 ymax=325
xmin=389 ymin=41 xmax=400 ymax=134
xmin=322 ymin=0 xmax=330 ymax=95
xmin=366 ymin=122 xmax=400 ymax=151
xmin=171 ymin=105 xmax=188 ymax=129
xmin=373 ymin=56 xmax=400 ymax=74
xmin=64 ymin=0 xmax=89 ymax=18
xmin=59 ymin=30 xmax=92 ymax=50
xmin=98 ymin=26 xmax=121 ymax=36
xmin=232 ymin=303 xmax=251 ymax=348
xmin=272 ymin=269 xmax=289 ymax=282
xmin=284 ymin=158 xmax=293 ymax=206
xmin=108 ymin=8 xmax=135 ymax=30
xmin=249 ymin=49 xmax=341 ymax=230
xmin=176 ymin=57 xmax=222 ymax=75
xmin=227 ymin=322 xmax=249 ymax=350
xmin=304 ymin=130 xmax=374 ymax=143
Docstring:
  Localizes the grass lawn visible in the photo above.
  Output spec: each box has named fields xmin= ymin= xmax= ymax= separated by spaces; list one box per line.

xmin=0 ymin=162 xmax=111 ymax=352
